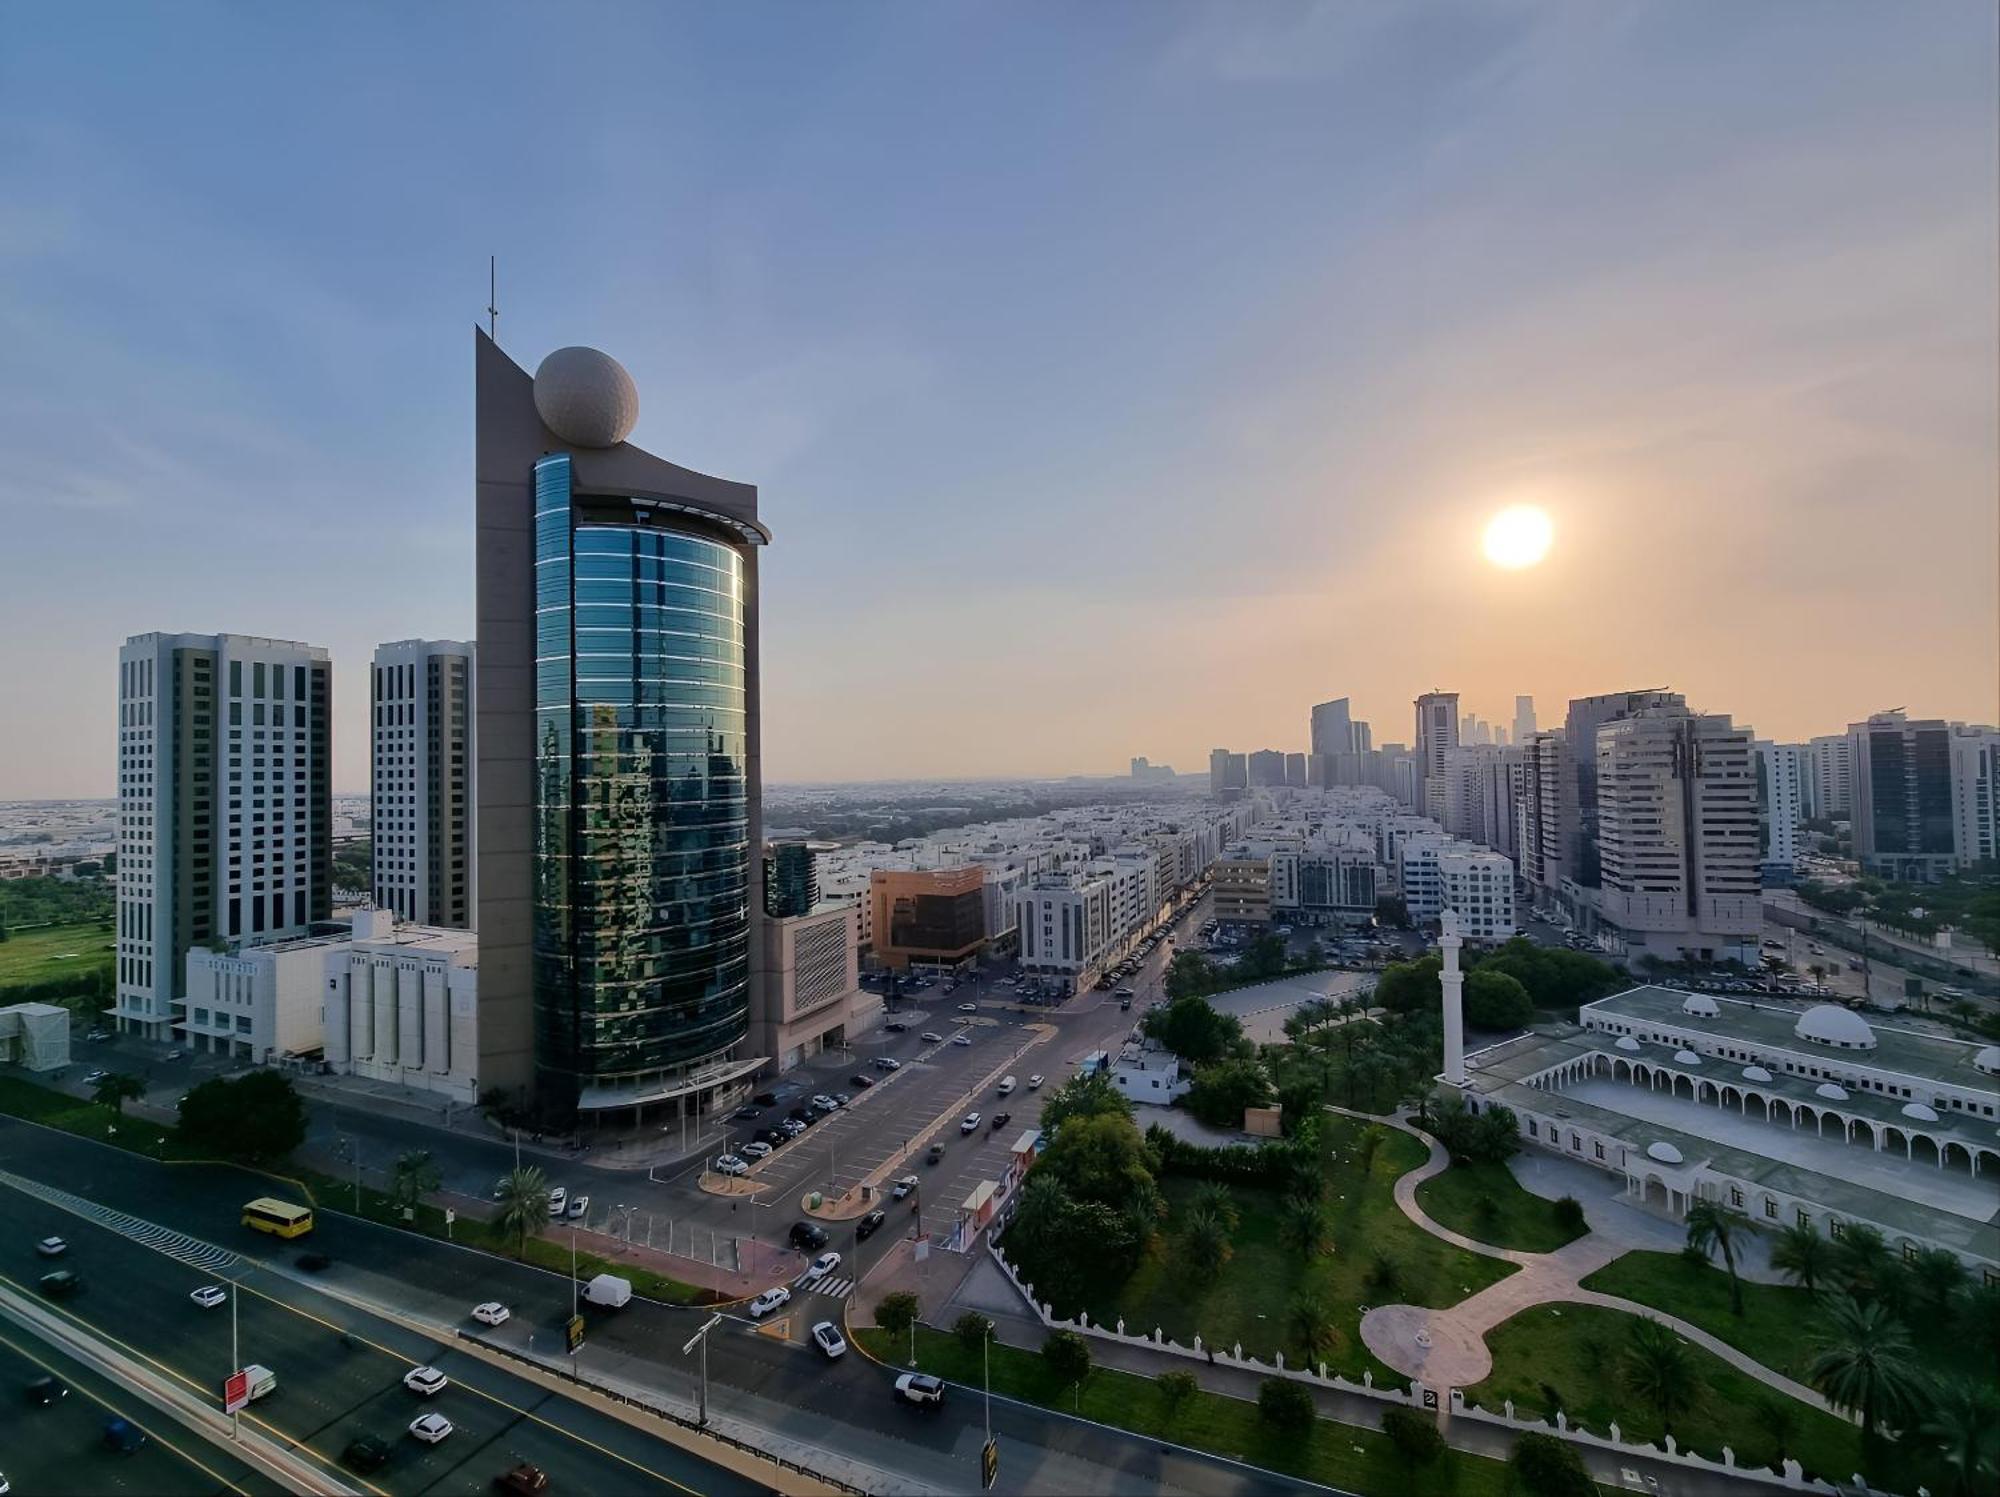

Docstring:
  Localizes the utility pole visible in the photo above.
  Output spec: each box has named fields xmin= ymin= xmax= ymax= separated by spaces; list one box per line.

xmin=230 ymin=1274 xmax=240 ymax=1442
xmin=682 ymin=1314 xmax=721 ymax=1426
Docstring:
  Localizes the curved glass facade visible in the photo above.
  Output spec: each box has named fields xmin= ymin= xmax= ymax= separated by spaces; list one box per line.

xmin=532 ymin=453 xmax=752 ymax=1110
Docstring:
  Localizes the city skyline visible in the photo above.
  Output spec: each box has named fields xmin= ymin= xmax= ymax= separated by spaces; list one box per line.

xmin=3 ymin=2 xmax=1995 ymax=800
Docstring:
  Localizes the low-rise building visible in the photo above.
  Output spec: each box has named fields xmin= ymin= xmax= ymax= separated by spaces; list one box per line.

xmin=1110 ymin=1038 xmax=1190 ymax=1106
xmin=751 ymin=902 xmax=879 ymax=1073
xmin=868 ymin=866 xmax=987 ymax=971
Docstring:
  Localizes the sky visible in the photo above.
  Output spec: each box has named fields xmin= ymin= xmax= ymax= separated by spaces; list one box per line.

xmin=1 ymin=1 xmax=1994 ymax=797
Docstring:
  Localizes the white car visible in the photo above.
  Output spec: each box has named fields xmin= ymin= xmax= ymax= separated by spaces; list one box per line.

xmin=811 ymin=1320 xmax=848 ymax=1359
xmin=567 ymin=1194 xmax=589 ymax=1219
xmin=890 ymin=1174 xmax=919 ymax=1200
xmin=546 ymin=1187 xmax=567 ymax=1218
xmin=715 ymin=1155 xmax=749 ymax=1177
xmin=956 ymin=1001 xmax=978 ymax=1013
xmin=812 ymin=1094 xmax=839 ymax=1110
xmin=800 ymin=1251 xmax=841 ymax=1286
xmin=951 ymin=1033 xmax=972 ymax=1047
xmin=35 ymin=1237 xmax=66 ymax=1258
xmin=408 ymin=1412 xmax=453 ymax=1445
xmin=1027 ymin=1074 xmax=1044 ymax=1090
xmin=747 ymin=1285 xmax=792 ymax=1318
xmin=471 ymin=1301 xmax=510 ymax=1326
xmin=741 ymin=1140 xmax=773 ymax=1159
xmin=873 ymin=1056 xmax=902 ymax=1071
xmin=960 ymin=1112 xmax=982 ymax=1133
xmin=403 ymin=1366 xmax=448 ymax=1397
xmin=919 ymin=1031 xmax=944 ymax=1043
xmin=189 ymin=1284 xmax=227 ymax=1310
xmin=894 ymin=1372 xmax=945 ymax=1407
xmin=82 ymin=1070 xmax=108 ymax=1086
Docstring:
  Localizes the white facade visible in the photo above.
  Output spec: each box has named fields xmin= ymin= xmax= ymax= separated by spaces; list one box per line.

xmin=1438 ymin=849 xmax=1517 ymax=940
xmin=1439 ymin=744 xmax=1521 ymax=857
xmin=371 ymin=640 xmax=475 ymax=928
xmin=115 ymin=632 xmax=331 ymax=1039
xmin=1110 ymin=1039 xmax=1190 ymax=1106
xmin=1949 ymin=725 xmax=2000 ymax=869
xmin=752 ymin=902 xmax=879 ymax=1073
xmin=1756 ymin=740 xmax=1809 ymax=879
xmin=1808 ymin=733 xmax=1853 ymax=820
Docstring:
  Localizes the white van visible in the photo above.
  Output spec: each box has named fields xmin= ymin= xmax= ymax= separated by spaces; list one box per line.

xmin=582 ymin=1274 xmax=632 ymax=1309
xmin=997 ymin=1075 xmax=1017 ymax=1096
xmin=241 ymin=1364 xmax=277 ymax=1401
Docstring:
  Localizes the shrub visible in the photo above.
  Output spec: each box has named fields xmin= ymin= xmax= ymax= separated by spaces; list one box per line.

xmin=1157 ymin=1370 xmax=1198 ymax=1417
xmin=1184 ymin=1057 xmax=1273 ymax=1128
xmin=874 ymin=1291 xmax=920 ymax=1339
xmin=1041 ymin=1330 xmax=1092 ymax=1396
xmin=952 ymin=1311 xmax=994 ymax=1354
xmin=1367 ymin=1249 xmax=1403 ymax=1296
xmin=1256 ymin=1376 xmax=1315 ymax=1432
xmin=1463 ymin=968 xmax=1533 ymax=1029
xmin=1381 ymin=1406 xmax=1445 ymax=1467
xmin=1508 ymin=1431 xmax=1595 ymax=1497
xmin=1552 ymin=1195 xmax=1586 ymax=1233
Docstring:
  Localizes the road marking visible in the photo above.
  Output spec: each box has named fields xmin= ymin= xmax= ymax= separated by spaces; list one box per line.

xmin=0 ymin=1167 xmax=239 ymax=1274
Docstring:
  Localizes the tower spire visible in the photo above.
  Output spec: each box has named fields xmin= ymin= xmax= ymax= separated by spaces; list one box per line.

xmin=1440 ymin=908 xmax=1466 ymax=1085
xmin=486 ymin=256 xmax=498 ymax=343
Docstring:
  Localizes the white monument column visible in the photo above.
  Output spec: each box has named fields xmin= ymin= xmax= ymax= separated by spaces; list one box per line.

xmin=1439 ymin=908 xmax=1466 ymax=1085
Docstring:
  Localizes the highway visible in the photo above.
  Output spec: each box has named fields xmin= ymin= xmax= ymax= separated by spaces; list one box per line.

xmin=0 ymin=1111 xmax=1318 ymax=1495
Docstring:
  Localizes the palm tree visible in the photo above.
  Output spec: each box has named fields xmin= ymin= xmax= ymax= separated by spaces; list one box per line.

xmin=1832 ymin=1224 xmax=1894 ymax=1298
xmin=1752 ymin=1396 xmax=1798 ymax=1465
xmin=1180 ymin=1205 xmax=1232 ymax=1279
xmin=1683 ymin=1199 xmax=1749 ymax=1316
xmin=1771 ymin=1222 xmax=1831 ymax=1294
xmin=1806 ymin=1294 xmax=1924 ymax=1439
xmin=1904 ymin=1245 xmax=1968 ymax=1325
xmin=1190 ymin=1181 xmax=1240 ymax=1233
xmin=1289 ymin=1289 xmax=1335 ymax=1365
xmin=1919 ymin=1376 xmax=2000 ymax=1497
xmin=389 ymin=1149 xmax=442 ymax=1213
xmin=1621 ymin=1317 xmax=1699 ymax=1435
xmin=493 ymin=1165 xmax=551 ymax=1257
xmin=1282 ymin=1193 xmax=1331 ymax=1255
xmin=91 ymin=1071 xmax=146 ymax=1116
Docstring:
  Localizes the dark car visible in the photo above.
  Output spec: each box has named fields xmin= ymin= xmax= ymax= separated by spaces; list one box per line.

xmin=753 ymin=1091 xmax=778 ymax=1107
xmin=855 ymin=1209 xmax=887 ymax=1241
xmin=297 ymin=1252 xmax=332 ymax=1273
xmin=925 ymin=1142 xmax=945 ymax=1165
xmin=883 ymin=1020 xmax=908 ymax=1033
xmin=989 ymin=1112 xmax=1012 ymax=1133
xmin=342 ymin=1437 xmax=392 ymax=1473
xmin=788 ymin=1106 xmax=816 ymax=1125
xmin=494 ymin=1463 xmax=550 ymax=1495
xmin=789 ymin=1220 xmax=829 ymax=1252
xmin=753 ymin=1127 xmax=786 ymax=1148
xmin=102 ymin=1418 xmax=146 ymax=1455
xmin=730 ymin=1105 xmax=761 ymax=1122
xmin=849 ymin=1073 xmax=874 ymax=1089
xmin=25 ymin=1376 xmax=66 ymax=1407
xmin=37 ymin=1270 xmax=80 ymax=1299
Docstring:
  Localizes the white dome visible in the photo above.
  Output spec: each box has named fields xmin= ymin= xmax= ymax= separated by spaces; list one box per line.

xmin=1975 ymin=1046 xmax=2000 ymax=1078
xmin=1794 ymin=1004 xmax=1876 ymax=1051
xmin=1742 ymin=1065 xmax=1773 ymax=1083
xmin=1674 ymin=1049 xmax=1702 ymax=1066
xmin=1646 ymin=1141 xmax=1684 ymax=1165
xmin=1615 ymin=1035 xmax=1641 ymax=1052
xmin=534 ymin=346 xmax=639 ymax=447
xmin=1902 ymin=1102 xmax=1940 ymax=1122
xmin=1815 ymin=1082 xmax=1849 ymax=1101
xmin=1681 ymin=994 xmax=1720 ymax=1017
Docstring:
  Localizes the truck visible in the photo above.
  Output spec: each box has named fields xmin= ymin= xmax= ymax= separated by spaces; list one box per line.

xmin=581 ymin=1273 xmax=632 ymax=1309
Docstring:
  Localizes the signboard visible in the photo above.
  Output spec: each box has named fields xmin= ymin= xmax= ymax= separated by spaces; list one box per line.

xmin=913 ymin=1233 xmax=930 ymax=1263
xmin=223 ymin=1370 xmax=250 ymax=1415
xmin=981 ymin=1438 xmax=999 ymax=1490
xmin=1421 ymin=1387 xmax=1439 ymax=1411
xmin=565 ymin=1314 xmax=586 ymax=1354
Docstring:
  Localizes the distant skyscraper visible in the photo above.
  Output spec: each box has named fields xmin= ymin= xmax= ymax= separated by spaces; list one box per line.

xmin=1808 ymin=733 xmax=1855 ymax=819
xmin=476 ymin=333 xmax=769 ymax=1115
xmin=1516 ymin=730 xmax=1569 ymax=895
xmin=371 ymin=639 xmax=474 ymax=929
xmin=114 ymin=633 xmax=332 ymax=1039
xmin=1755 ymin=741 xmax=1809 ymax=884
xmin=1284 ymin=752 xmax=1307 ymax=787
xmin=1595 ymin=705 xmax=1760 ymax=962
xmin=1513 ymin=695 xmax=1537 ymax=745
xmin=1247 ymin=749 xmax=1287 ymax=787
xmin=1564 ymin=688 xmax=1685 ymax=887
xmin=1209 ymin=748 xmax=1247 ymax=795
xmin=764 ymin=840 xmax=820 ymax=918
xmin=1352 ymin=720 xmax=1372 ymax=754
xmin=1414 ymin=690 xmax=1461 ymax=820
xmin=1310 ymin=698 xmax=1354 ymax=757
xmin=1848 ymin=711 xmax=1956 ymax=881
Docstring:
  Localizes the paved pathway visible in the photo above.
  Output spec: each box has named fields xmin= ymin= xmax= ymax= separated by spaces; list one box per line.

xmin=1352 ymin=1105 xmax=1844 ymax=1419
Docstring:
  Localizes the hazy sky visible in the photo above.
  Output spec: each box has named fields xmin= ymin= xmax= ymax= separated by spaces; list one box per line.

xmin=2 ymin=2 xmax=1994 ymax=797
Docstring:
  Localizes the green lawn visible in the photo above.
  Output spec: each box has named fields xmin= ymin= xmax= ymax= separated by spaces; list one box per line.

xmin=1464 ymin=1304 xmax=1869 ymax=1487
xmin=1413 ymin=1161 xmax=1585 ymax=1253
xmin=0 ymin=921 xmax=114 ymax=990
xmin=863 ymin=1325 xmax=1515 ymax=1497
xmin=0 ymin=1074 xmax=190 ymax=1159
xmin=1091 ymin=1114 xmax=1515 ymax=1380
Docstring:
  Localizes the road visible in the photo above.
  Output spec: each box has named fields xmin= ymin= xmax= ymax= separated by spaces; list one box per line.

xmin=0 ymin=1110 xmax=1333 ymax=1495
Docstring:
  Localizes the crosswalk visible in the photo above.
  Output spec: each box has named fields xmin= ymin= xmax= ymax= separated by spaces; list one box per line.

xmin=813 ymin=1276 xmax=856 ymax=1299
xmin=0 ymin=1168 xmax=240 ymax=1275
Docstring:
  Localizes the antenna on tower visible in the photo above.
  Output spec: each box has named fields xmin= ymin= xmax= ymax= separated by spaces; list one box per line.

xmin=486 ymin=256 xmax=499 ymax=343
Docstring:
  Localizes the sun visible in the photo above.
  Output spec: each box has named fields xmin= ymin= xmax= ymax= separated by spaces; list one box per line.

xmin=1482 ymin=504 xmax=1554 ymax=569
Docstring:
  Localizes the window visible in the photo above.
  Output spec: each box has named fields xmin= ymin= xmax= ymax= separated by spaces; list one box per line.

xmin=1592 ymin=1140 xmax=1605 ymax=1160
xmin=1730 ymin=1186 xmax=1744 ymax=1208
xmin=1829 ymin=1219 xmax=1846 ymax=1242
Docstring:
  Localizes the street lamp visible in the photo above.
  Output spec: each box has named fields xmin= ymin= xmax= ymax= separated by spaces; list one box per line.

xmin=681 ymin=1314 xmax=721 ymax=1426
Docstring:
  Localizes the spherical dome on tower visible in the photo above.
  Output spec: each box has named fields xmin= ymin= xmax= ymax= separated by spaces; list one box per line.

xmin=533 ymin=346 xmax=639 ymax=448
xmin=1794 ymin=1003 xmax=1877 ymax=1051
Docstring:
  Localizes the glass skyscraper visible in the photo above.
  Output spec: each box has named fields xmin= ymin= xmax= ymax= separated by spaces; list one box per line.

xmin=477 ymin=332 xmax=768 ymax=1118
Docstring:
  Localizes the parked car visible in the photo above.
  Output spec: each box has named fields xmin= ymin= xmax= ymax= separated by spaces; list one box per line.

xmin=747 ymin=1285 xmax=792 ymax=1318
xmin=833 ymin=1092 xmax=851 ymax=1107
xmin=890 ymin=1174 xmax=919 ymax=1200
xmin=546 ymin=1187 xmax=567 ymax=1218
xmin=883 ymin=1021 xmax=908 ymax=1033
xmin=81 ymin=1069 xmax=108 ymax=1087
xmin=471 ymin=1301 xmax=510 ymax=1326
xmin=408 ymin=1412 xmax=454 ymax=1445
xmin=566 ymin=1194 xmax=589 ymax=1219
xmin=960 ymin=1112 xmax=982 ymax=1133
xmin=714 ymin=1155 xmax=749 ymax=1177
xmin=741 ymin=1140 xmax=772 ymax=1159
xmin=753 ymin=1091 xmax=778 ymax=1107
xmin=778 ymin=1118 xmax=806 ymax=1138
xmin=956 ymin=1002 xmax=978 ymax=1013
xmin=754 ymin=1127 xmax=786 ymax=1147
xmin=811 ymin=1094 xmax=839 ymax=1111
xmin=951 ymin=1033 xmax=972 ymax=1047
xmin=893 ymin=1372 xmax=945 ymax=1408
xmin=855 ymin=1209 xmax=887 ymax=1241
xmin=811 ymin=1321 xmax=848 ymax=1359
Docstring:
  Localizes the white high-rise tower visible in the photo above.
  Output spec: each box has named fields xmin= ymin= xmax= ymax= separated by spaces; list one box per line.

xmin=1439 ymin=908 xmax=1466 ymax=1084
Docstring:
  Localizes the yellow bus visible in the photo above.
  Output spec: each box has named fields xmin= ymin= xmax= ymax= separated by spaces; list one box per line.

xmin=241 ymin=1198 xmax=314 ymax=1239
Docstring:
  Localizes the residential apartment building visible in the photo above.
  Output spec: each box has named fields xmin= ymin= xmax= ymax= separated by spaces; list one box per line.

xmin=114 ymin=632 xmax=332 ymax=1039
xmin=1848 ymin=712 xmax=1957 ymax=882
xmin=370 ymin=639 xmax=474 ymax=929
xmin=1809 ymin=733 xmax=1854 ymax=820
xmin=1438 ymin=848 xmax=1517 ymax=941
xmin=1269 ymin=838 xmax=1377 ymax=926
xmin=1949 ymin=726 xmax=2000 ymax=869
xmin=868 ymin=866 xmax=988 ymax=970
xmin=1756 ymin=741 xmax=1810 ymax=884
xmin=1414 ymin=690 xmax=1461 ymax=821
xmin=1211 ymin=845 xmax=1276 ymax=924
xmin=1516 ymin=731 xmax=1568 ymax=897
xmin=1594 ymin=706 xmax=1760 ymax=962
xmin=1565 ymin=688 xmax=1685 ymax=889
xmin=1438 ymin=744 xmax=1522 ymax=857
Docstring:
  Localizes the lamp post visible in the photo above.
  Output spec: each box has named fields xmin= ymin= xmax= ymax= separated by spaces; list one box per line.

xmin=569 ymin=1222 xmax=579 ymax=1381
xmin=681 ymin=1314 xmax=721 ymax=1426
xmin=229 ymin=1270 xmax=241 ymax=1442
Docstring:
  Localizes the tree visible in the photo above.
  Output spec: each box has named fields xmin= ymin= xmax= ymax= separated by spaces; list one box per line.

xmin=90 ymin=1071 xmax=145 ymax=1116
xmin=1040 ymin=1112 xmax=1160 ymax=1219
xmin=1165 ymin=951 xmax=1220 ymax=1000
xmin=1621 ymin=1316 xmax=1698 ymax=1434
xmin=176 ymin=1071 xmax=306 ymax=1163
xmin=1038 ymin=1069 xmax=1133 ymax=1134
xmin=1832 ymin=1223 xmax=1895 ymax=1299
xmin=874 ymin=1291 xmax=920 ymax=1339
xmin=1428 ymin=1095 xmax=1520 ymax=1165
xmin=1463 ymin=968 xmax=1533 ymax=1029
xmin=1184 ymin=1057 xmax=1273 ymax=1127
xmin=1357 ymin=1125 xmax=1388 ymax=1175
xmin=1003 ymin=1174 xmax=1149 ymax=1316
xmin=1381 ymin=1406 xmax=1445 ymax=1469
xmin=1157 ymin=1370 xmax=1198 ymax=1420
xmin=1771 ymin=1221 xmax=1832 ymax=1294
xmin=1508 ymin=1431 xmax=1595 ymax=1497
xmin=1919 ymin=1376 xmax=2000 ymax=1497
xmin=1752 ymin=1395 xmax=1798 ymax=1464
xmin=493 ymin=1165 xmax=551 ymax=1256
xmin=388 ymin=1149 xmax=441 ymax=1213
xmin=1144 ymin=995 xmax=1243 ymax=1065
xmin=953 ymin=1311 xmax=994 ymax=1355
xmin=1190 ymin=1181 xmax=1239 ymax=1232
xmin=1289 ymin=1289 xmax=1335 ymax=1366
xmin=1683 ymin=1200 xmax=1749 ymax=1316
xmin=1372 ymin=956 xmax=1441 ymax=1016
xmin=1179 ymin=1205 xmax=1232 ymax=1281
xmin=1042 ymin=1330 xmax=1092 ymax=1409
xmin=1256 ymin=1377 xmax=1314 ymax=1432
xmin=1281 ymin=1193 xmax=1331 ymax=1256
xmin=1807 ymin=1294 xmax=1924 ymax=1439
xmin=1552 ymin=1195 xmax=1586 ymax=1235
